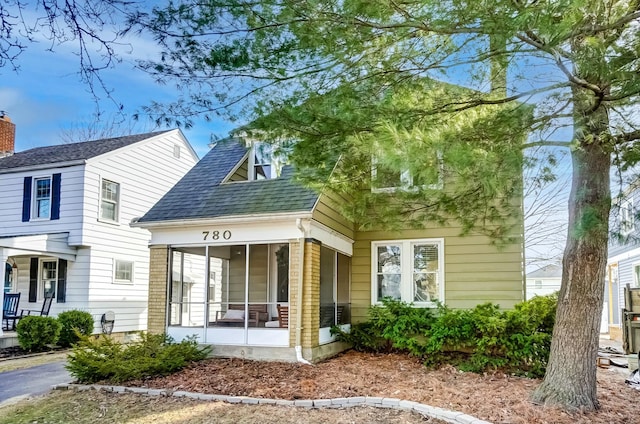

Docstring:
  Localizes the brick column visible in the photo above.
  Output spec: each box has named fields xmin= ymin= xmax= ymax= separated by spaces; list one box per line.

xmin=301 ymin=239 xmax=321 ymax=349
xmin=288 ymin=241 xmax=300 ymax=347
xmin=147 ymin=245 xmax=169 ymax=334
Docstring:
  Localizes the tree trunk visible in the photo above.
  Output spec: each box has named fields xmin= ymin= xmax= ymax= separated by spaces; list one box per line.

xmin=531 ymin=92 xmax=611 ymax=411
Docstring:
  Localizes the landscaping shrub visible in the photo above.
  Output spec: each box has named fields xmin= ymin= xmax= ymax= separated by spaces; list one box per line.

xmin=57 ymin=310 xmax=95 ymax=348
xmin=66 ymin=332 xmax=211 ymax=383
xmin=334 ymin=294 xmax=557 ymax=377
xmin=16 ymin=315 xmax=62 ymax=352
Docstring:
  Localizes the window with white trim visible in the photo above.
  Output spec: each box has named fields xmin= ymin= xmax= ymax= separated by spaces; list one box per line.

xmin=41 ymin=259 xmax=57 ymax=298
xmin=100 ymin=179 xmax=120 ymax=222
xmin=33 ymin=177 xmax=51 ymax=219
xmin=371 ymin=155 xmax=442 ymax=193
xmin=372 ymin=239 xmax=444 ymax=307
xmin=114 ymin=259 xmax=134 ymax=284
xmin=634 ymin=264 xmax=640 ymax=288
xmin=621 ymin=199 xmax=635 ymax=235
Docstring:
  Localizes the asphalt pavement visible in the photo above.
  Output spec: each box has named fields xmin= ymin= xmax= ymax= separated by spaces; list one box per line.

xmin=0 ymin=360 xmax=72 ymax=407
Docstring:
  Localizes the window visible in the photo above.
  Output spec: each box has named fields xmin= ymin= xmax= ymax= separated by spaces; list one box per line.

xmin=634 ymin=264 xmax=640 ymax=288
xmin=621 ymin=199 xmax=635 ymax=235
xmin=252 ymin=142 xmax=273 ymax=180
xmin=114 ymin=260 xmax=134 ymax=284
xmin=34 ymin=177 xmax=51 ymax=218
xmin=41 ymin=259 xmax=57 ymax=298
xmin=372 ymin=239 xmax=444 ymax=306
xmin=4 ymin=263 xmax=13 ymax=293
xmin=535 ymin=280 xmax=543 ymax=289
xmin=100 ymin=179 xmax=120 ymax=222
xmin=371 ymin=155 xmax=442 ymax=193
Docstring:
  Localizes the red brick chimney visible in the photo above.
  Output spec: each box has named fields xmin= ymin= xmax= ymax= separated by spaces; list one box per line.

xmin=0 ymin=112 xmax=16 ymax=158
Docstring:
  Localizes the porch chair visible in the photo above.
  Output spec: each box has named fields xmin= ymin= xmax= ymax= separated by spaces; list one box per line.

xmin=2 ymin=292 xmax=21 ymax=331
xmin=20 ymin=293 xmax=54 ymax=317
xmin=277 ymin=304 xmax=289 ymax=328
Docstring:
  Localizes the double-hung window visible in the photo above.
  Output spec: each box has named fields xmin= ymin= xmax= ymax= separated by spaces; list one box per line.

xmin=371 ymin=155 xmax=443 ymax=193
xmin=621 ymin=199 xmax=635 ymax=235
xmin=100 ymin=179 xmax=120 ymax=222
xmin=34 ymin=177 xmax=52 ymax=219
xmin=114 ymin=259 xmax=134 ymax=284
xmin=41 ymin=259 xmax=57 ymax=298
xmin=372 ymin=239 xmax=444 ymax=307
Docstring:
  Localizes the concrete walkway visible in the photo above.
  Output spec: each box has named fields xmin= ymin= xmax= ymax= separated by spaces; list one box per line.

xmin=0 ymin=360 xmax=72 ymax=407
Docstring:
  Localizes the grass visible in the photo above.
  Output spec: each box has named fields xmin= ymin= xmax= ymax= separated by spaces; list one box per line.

xmin=0 ymin=390 xmax=437 ymax=424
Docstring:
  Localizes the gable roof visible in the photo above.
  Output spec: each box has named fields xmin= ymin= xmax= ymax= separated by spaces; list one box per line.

xmin=0 ymin=130 xmax=171 ymax=172
xmin=137 ymin=139 xmax=319 ymax=224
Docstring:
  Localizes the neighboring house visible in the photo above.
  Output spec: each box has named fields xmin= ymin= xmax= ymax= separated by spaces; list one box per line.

xmin=525 ymin=263 xmax=561 ymax=299
xmin=606 ymin=187 xmax=640 ymax=341
xmin=0 ymin=115 xmax=199 ymax=337
xmin=133 ymin=137 xmax=525 ymax=362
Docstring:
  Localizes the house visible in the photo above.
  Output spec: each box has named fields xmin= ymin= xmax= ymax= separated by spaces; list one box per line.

xmin=133 ymin=137 xmax=525 ymax=362
xmin=606 ymin=187 xmax=640 ymax=341
xmin=0 ymin=114 xmax=199 ymax=338
xmin=525 ymin=263 xmax=561 ymax=299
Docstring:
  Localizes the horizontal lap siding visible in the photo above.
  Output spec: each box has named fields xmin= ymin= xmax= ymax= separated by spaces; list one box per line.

xmin=312 ymin=192 xmax=355 ymax=239
xmin=78 ymin=131 xmax=198 ymax=332
xmin=0 ymin=165 xmax=85 ymax=241
xmin=351 ymin=226 xmax=524 ymax=323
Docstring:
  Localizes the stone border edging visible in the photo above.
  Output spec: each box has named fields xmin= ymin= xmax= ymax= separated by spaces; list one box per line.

xmin=53 ymin=383 xmax=491 ymax=424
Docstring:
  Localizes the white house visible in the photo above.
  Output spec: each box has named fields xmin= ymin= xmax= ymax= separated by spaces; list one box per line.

xmin=525 ymin=263 xmax=562 ymax=299
xmin=0 ymin=115 xmax=199 ymax=337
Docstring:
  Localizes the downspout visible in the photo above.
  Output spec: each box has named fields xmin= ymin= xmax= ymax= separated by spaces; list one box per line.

xmin=295 ymin=218 xmax=312 ymax=365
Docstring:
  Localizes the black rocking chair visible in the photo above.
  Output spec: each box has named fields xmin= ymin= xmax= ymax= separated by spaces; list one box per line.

xmin=2 ymin=292 xmax=21 ymax=331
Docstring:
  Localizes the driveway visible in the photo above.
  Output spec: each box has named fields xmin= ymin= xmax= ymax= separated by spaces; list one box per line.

xmin=0 ymin=360 xmax=72 ymax=406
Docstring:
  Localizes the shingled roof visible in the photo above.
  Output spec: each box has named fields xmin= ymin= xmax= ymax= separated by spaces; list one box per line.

xmin=0 ymin=130 xmax=171 ymax=171
xmin=137 ymin=139 xmax=319 ymax=223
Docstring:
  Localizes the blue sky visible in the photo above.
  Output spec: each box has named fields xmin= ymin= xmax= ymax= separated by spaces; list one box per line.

xmin=0 ymin=27 xmax=234 ymax=158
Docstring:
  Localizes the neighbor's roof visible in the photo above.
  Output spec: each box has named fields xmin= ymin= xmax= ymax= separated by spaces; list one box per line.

xmin=526 ymin=264 xmax=562 ymax=278
xmin=0 ymin=130 xmax=171 ymax=171
xmin=137 ymin=139 xmax=319 ymax=224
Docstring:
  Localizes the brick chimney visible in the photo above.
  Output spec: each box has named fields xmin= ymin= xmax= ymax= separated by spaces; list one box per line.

xmin=0 ymin=111 xmax=16 ymax=158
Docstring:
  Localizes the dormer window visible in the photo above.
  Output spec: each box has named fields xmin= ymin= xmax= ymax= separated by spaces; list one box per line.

xmin=248 ymin=142 xmax=286 ymax=181
xmin=253 ymin=142 xmax=273 ymax=180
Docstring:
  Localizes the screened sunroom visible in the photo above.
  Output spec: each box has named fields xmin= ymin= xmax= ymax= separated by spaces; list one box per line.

xmin=165 ymin=241 xmax=351 ymax=348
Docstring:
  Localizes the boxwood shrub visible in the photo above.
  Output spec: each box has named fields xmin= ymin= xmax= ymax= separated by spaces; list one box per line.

xmin=57 ymin=310 xmax=95 ymax=347
xmin=16 ymin=315 xmax=62 ymax=352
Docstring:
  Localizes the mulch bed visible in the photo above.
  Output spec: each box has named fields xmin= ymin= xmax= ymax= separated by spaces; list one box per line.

xmin=0 ymin=345 xmax=64 ymax=360
xmin=128 ymin=350 xmax=638 ymax=424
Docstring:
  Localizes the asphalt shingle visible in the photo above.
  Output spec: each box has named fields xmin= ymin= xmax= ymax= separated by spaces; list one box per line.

xmin=0 ymin=130 xmax=171 ymax=170
xmin=138 ymin=139 xmax=319 ymax=223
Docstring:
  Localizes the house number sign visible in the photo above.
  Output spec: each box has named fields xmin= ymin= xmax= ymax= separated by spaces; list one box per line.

xmin=202 ymin=230 xmax=232 ymax=241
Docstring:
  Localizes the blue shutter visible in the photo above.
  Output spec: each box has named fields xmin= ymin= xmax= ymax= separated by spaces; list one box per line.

xmin=51 ymin=173 xmax=61 ymax=220
xmin=22 ymin=177 xmax=32 ymax=222
xmin=56 ymin=259 xmax=67 ymax=303
xmin=29 ymin=258 xmax=38 ymax=302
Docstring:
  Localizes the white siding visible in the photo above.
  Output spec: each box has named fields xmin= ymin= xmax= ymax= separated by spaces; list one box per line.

xmin=0 ymin=165 xmax=85 ymax=241
xmin=4 ymin=130 xmax=198 ymax=333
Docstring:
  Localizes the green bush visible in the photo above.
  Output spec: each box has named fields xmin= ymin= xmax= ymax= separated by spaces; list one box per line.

xmin=335 ymin=294 xmax=557 ymax=377
xmin=16 ymin=316 xmax=61 ymax=352
xmin=66 ymin=332 xmax=211 ymax=383
xmin=57 ymin=310 xmax=95 ymax=348
xmin=332 ymin=298 xmax=435 ymax=353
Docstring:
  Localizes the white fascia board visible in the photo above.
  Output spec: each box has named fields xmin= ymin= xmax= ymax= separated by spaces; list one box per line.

xmin=133 ymin=211 xmax=313 ymax=229
xmin=146 ymin=215 xmax=312 ymax=246
xmin=609 ymin=246 xmax=640 ymax=264
xmin=309 ymin=220 xmax=354 ymax=256
xmin=0 ymin=160 xmax=86 ymax=174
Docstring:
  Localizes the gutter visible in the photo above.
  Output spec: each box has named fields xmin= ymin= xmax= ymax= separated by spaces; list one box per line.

xmin=295 ymin=218 xmax=312 ymax=365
